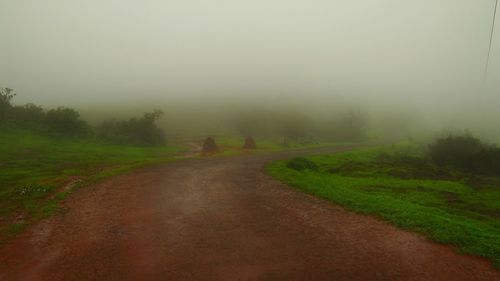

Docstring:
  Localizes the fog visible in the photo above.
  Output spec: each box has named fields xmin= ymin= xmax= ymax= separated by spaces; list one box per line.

xmin=1 ymin=0 xmax=499 ymax=141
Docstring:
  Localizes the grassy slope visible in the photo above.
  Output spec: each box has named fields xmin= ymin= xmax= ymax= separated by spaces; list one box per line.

xmin=0 ymin=131 xmax=183 ymax=237
xmin=267 ymin=148 xmax=500 ymax=266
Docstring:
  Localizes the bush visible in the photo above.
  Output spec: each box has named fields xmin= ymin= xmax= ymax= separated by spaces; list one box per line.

xmin=45 ymin=107 xmax=90 ymax=136
xmin=286 ymin=157 xmax=318 ymax=171
xmin=429 ymin=135 xmax=484 ymax=169
xmin=9 ymin=103 xmax=46 ymax=129
xmin=0 ymin=89 xmax=168 ymax=145
xmin=466 ymin=147 xmax=500 ymax=177
xmin=202 ymin=136 xmax=218 ymax=152
xmin=0 ymin=89 xmax=92 ymax=136
xmin=428 ymin=134 xmax=500 ymax=177
xmin=97 ymin=110 xmax=165 ymax=146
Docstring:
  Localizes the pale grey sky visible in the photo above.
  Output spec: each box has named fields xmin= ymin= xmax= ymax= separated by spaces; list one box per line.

xmin=0 ymin=0 xmax=498 ymax=113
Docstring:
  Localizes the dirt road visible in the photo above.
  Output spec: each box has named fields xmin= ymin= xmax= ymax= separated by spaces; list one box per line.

xmin=1 ymin=146 xmax=499 ymax=281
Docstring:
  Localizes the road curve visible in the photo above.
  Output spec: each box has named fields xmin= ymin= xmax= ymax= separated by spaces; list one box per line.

xmin=0 ymin=146 xmax=499 ymax=281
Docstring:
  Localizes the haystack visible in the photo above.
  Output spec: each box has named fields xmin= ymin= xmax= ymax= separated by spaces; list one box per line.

xmin=202 ymin=137 xmax=218 ymax=153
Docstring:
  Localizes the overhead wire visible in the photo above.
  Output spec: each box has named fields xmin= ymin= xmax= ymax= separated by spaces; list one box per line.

xmin=482 ymin=0 xmax=498 ymax=96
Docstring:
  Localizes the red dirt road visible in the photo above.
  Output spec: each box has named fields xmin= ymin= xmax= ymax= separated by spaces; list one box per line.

xmin=1 ymin=147 xmax=499 ymax=281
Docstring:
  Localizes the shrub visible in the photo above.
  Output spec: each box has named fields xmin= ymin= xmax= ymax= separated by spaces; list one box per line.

xmin=466 ymin=147 xmax=500 ymax=177
xmin=45 ymin=107 xmax=90 ymax=136
xmin=9 ymin=103 xmax=46 ymax=129
xmin=428 ymin=134 xmax=500 ymax=177
xmin=0 ymin=89 xmax=91 ymax=135
xmin=97 ymin=110 xmax=165 ymax=146
xmin=429 ymin=134 xmax=484 ymax=170
xmin=286 ymin=157 xmax=318 ymax=171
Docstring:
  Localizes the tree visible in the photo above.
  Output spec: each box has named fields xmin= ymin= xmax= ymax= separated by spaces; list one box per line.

xmin=97 ymin=110 xmax=165 ymax=145
xmin=0 ymin=88 xmax=15 ymax=122
xmin=45 ymin=107 xmax=89 ymax=136
xmin=9 ymin=103 xmax=45 ymax=129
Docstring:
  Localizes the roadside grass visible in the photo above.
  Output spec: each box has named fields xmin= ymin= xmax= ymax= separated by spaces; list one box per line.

xmin=267 ymin=147 xmax=500 ymax=266
xmin=0 ymin=130 xmax=183 ymax=239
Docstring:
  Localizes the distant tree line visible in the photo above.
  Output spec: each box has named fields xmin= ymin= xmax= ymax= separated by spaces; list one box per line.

xmin=2 ymin=87 xmax=369 ymax=146
xmin=312 ymin=111 xmax=367 ymax=142
xmin=232 ymin=109 xmax=368 ymax=143
xmin=0 ymin=88 xmax=165 ymax=146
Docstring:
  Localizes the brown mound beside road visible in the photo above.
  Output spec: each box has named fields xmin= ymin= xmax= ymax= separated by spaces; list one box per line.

xmin=0 ymin=146 xmax=499 ymax=281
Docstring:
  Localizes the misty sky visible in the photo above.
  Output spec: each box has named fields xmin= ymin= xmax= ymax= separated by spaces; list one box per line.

xmin=1 ymin=0 xmax=499 ymax=112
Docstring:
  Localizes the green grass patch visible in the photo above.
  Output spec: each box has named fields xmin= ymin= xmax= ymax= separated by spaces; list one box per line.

xmin=267 ymin=147 xmax=500 ymax=266
xmin=0 ymin=130 xmax=183 ymax=239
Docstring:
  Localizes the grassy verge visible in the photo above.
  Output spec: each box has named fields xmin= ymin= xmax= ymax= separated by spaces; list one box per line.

xmin=266 ymin=147 xmax=500 ymax=266
xmin=0 ymin=130 xmax=183 ymax=239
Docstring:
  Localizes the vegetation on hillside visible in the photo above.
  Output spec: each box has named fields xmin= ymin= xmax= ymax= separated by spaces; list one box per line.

xmin=0 ymin=87 xmax=176 ymax=239
xmin=96 ymin=110 xmax=165 ymax=146
xmin=267 ymin=140 xmax=500 ymax=266
xmin=231 ymin=108 xmax=368 ymax=144
xmin=429 ymin=134 xmax=500 ymax=177
xmin=0 ymin=88 xmax=165 ymax=146
xmin=0 ymin=131 xmax=181 ymax=239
